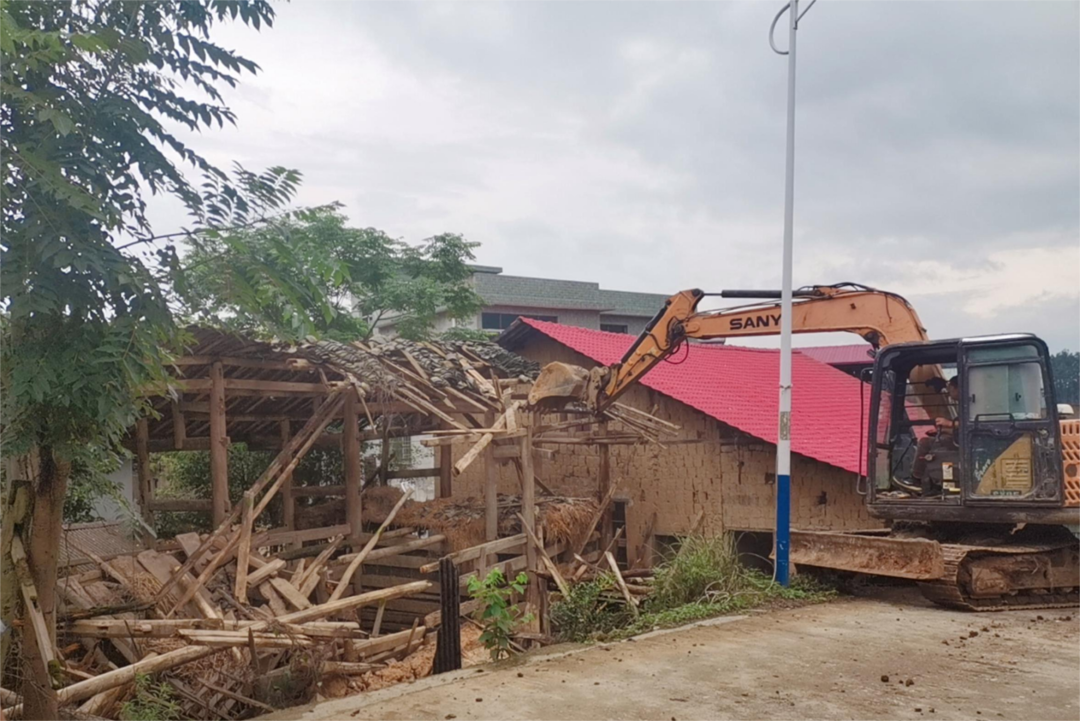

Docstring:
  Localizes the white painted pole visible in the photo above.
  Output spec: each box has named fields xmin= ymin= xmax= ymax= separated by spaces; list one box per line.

xmin=769 ymin=0 xmax=813 ymax=586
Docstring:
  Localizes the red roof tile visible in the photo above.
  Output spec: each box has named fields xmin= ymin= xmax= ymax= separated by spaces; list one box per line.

xmin=795 ymin=344 xmax=875 ymax=366
xmin=517 ymin=319 xmax=868 ymax=474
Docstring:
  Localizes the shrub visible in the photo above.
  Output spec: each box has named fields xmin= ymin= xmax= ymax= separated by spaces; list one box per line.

xmin=467 ymin=568 xmax=534 ymax=661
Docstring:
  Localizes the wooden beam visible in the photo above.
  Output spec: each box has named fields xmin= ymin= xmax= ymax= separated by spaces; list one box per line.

xmin=484 ymin=411 xmax=499 ymax=569
xmin=386 ymin=467 xmax=440 ymax=480
xmin=520 ymin=417 xmax=539 ymax=616
xmin=279 ymin=420 xmax=295 ymax=545
xmin=517 ymin=512 xmax=570 ymax=597
xmin=418 ymin=534 xmax=526 ymax=574
xmin=147 ymin=498 xmax=213 ymax=513
xmin=439 ymin=445 xmax=453 ymax=499
xmin=598 ymin=424 xmax=613 ymax=550
xmin=343 ymin=391 xmax=363 ymax=544
xmin=171 ymin=356 xmax=316 ymax=373
xmin=209 ymin=361 xmax=229 ymax=527
xmin=330 ymin=491 xmax=412 ymax=602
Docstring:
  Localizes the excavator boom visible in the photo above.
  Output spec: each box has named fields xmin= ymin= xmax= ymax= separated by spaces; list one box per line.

xmin=530 ymin=283 xmax=931 ymax=412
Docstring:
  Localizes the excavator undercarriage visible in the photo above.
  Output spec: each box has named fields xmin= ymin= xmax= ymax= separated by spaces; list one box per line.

xmin=791 ymin=526 xmax=1080 ymax=611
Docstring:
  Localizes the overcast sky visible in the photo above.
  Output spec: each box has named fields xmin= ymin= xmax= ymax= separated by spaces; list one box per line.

xmin=146 ymin=0 xmax=1080 ymax=351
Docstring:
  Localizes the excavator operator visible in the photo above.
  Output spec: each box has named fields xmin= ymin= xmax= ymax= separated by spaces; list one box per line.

xmin=911 ymin=376 xmax=960 ymax=495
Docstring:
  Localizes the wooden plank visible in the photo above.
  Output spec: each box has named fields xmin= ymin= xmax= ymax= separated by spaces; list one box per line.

xmin=338 ymin=534 xmax=445 ymax=564
xmin=453 ymin=406 xmax=513 ymax=476
xmin=246 ymin=558 xmax=286 ymax=586
xmin=234 ymin=491 xmax=255 ymax=602
xmin=268 ymin=577 xmax=312 ymax=611
xmin=605 ymin=551 xmax=639 ymax=617
xmin=259 ymin=582 xmax=289 ymax=616
xmin=297 ymin=536 xmax=344 ymax=599
xmin=277 ymin=581 xmax=432 ymax=625
xmin=418 ymin=534 xmax=526 ymax=574
xmin=330 ymin=490 xmax=413 ymax=602
xmin=209 ymin=360 xmax=229 ymax=527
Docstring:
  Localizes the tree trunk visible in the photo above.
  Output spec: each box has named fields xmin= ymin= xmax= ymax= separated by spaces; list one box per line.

xmin=21 ymin=446 xmax=69 ymax=720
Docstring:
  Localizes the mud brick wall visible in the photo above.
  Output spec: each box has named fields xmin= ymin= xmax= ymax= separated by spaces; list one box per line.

xmin=452 ymin=335 xmax=882 ymax=567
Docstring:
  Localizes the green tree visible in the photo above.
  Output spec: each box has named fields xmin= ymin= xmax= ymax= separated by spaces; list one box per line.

xmin=1 ymin=3 xmax=281 ymax=716
xmin=1050 ymin=350 xmax=1080 ymax=406
xmin=178 ymin=207 xmax=482 ymax=341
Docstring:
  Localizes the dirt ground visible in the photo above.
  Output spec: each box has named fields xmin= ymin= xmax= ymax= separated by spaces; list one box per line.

xmin=271 ymin=588 xmax=1079 ymax=721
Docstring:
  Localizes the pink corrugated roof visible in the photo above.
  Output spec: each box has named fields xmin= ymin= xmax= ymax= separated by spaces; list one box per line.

xmin=795 ymin=344 xmax=875 ymax=366
xmin=519 ymin=319 xmax=868 ymax=474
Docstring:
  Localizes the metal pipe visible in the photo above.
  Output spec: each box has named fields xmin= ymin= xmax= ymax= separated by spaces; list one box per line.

xmin=773 ymin=0 xmax=802 ymax=587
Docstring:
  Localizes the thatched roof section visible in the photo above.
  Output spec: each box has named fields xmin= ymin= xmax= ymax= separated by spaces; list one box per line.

xmin=137 ymin=327 xmax=536 ymax=451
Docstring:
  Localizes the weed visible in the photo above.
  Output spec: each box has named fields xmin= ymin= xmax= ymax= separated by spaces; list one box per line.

xmin=551 ymin=533 xmax=835 ymax=643
xmin=549 ymin=573 xmax=636 ymax=641
xmin=467 ymin=568 xmax=534 ymax=661
xmin=119 ymin=674 xmax=183 ymax=721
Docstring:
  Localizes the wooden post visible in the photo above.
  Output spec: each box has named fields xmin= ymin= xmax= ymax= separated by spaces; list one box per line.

xmin=483 ymin=412 xmax=499 ymax=570
xmin=598 ymin=420 xmax=613 ymax=550
xmin=520 ymin=415 xmax=540 ymax=624
xmin=209 ymin=361 xmax=229 ymax=527
xmin=279 ymin=420 xmax=296 ymax=547
xmin=439 ymin=444 xmax=453 ymax=499
xmin=135 ymin=417 xmax=153 ymax=528
xmin=343 ymin=392 xmax=362 ymax=545
xmin=234 ymin=491 xmax=254 ymax=602
xmin=170 ymin=401 xmax=186 ymax=451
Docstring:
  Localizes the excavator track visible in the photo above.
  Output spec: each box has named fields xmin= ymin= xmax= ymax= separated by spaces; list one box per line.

xmin=918 ymin=543 xmax=1080 ymax=611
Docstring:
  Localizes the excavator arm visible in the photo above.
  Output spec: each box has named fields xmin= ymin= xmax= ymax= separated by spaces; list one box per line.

xmin=531 ymin=283 xmax=933 ymax=413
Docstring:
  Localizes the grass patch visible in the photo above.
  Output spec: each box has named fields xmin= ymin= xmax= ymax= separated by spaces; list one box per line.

xmin=551 ymin=534 xmax=835 ymax=643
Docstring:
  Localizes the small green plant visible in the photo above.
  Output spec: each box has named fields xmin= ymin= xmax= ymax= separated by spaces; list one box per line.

xmin=549 ymin=574 xmax=636 ymax=642
xmin=119 ymin=674 xmax=183 ymax=721
xmin=467 ymin=568 xmax=534 ymax=661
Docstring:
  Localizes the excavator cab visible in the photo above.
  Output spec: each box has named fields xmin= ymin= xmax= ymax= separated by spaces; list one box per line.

xmin=867 ymin=334 xmax=1066 ymax=522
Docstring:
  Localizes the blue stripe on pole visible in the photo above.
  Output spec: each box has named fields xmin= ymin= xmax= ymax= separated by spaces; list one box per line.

xmin=775 ymin=473 xmax=791 ymax=586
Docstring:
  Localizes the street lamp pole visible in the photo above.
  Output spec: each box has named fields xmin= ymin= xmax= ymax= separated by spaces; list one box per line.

xmin=769 ymin=0 xmax=815 ymax=586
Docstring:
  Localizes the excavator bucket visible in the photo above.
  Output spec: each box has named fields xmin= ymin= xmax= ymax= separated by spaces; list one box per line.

xmin=528 ymin=362 xmax=592 ymax=408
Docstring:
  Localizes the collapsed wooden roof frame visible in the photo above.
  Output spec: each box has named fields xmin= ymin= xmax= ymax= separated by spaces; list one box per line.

xmin=133 ymin=326 xmax=514 ymax=531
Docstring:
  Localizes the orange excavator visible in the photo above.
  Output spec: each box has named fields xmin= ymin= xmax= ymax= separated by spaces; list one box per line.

xmin=531 ymin=283 xmax=1080 ymax=610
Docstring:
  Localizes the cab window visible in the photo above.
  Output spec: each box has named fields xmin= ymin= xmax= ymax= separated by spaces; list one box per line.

xmin=967 ymin=346 xmax=1047 ymax=421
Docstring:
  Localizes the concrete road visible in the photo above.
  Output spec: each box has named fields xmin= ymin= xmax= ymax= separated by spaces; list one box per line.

xmin=273 ymin=589 xmax=1079 ymax=720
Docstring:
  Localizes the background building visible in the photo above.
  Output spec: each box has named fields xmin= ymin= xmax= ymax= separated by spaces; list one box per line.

xmin=375 ymin=265 xmax=669 ymax=337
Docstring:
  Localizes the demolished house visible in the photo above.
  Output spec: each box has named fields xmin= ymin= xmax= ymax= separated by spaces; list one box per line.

xmin=495 ymin=318 xmax=883 ymax=566
xmin=1 ymin=329 xmax=676 ymax=719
